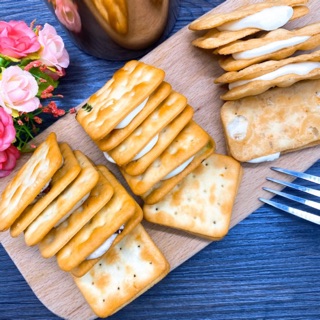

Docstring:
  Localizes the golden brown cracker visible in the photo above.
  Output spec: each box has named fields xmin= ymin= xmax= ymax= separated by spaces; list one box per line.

xmin=96 ymin=81 xmax=172 ymax=151
xmin=0 ymin=133 xmax=62 ymax=232
xmin=107 ymin=91 xmax=187 ymax=166
xmin=38 ymin=167 xmax=114 ymax=258
xmin=24 ymin=151 xmax=99 ymax=246
xmin=121 ymin=121 xmax=211 ymax=196
xmin=73 ymin=223 xmax=169 ymax=318
xmin=220 ymin=79 xmax=320 ymax=162
xmin=143 ymin=154 xmax=242 ymax=239
xmin=124 ymin=105 xmax=194 ymax=176
xmin=10 ymin=143 xmax=81 ymax=238
xmin=76 ymin=60 xmax=165 ymax=141
xmin=192 ymin=28 xmax=259 ymax=50
xmin=56 ymin=166 xmax=139 ymax=272
xmin=142 ymin=140 xmax=215 ymax=205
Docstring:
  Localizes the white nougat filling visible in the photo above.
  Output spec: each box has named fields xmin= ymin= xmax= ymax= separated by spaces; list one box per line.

xmin=233 ymin=36 xmax=310 ymax=60
xmin=132 ymin=134 xmax=159 ymax=161
xmin=247 ymin=152 xmax=281 ymax=163
xmin=229 ymin=62 xmax=320 ymax=89
xmin=162 ymin=156 xmax=195 ymax=181
xmin=115 ymin=97 xmax=148 ymax=129
xmin=218 ymin=6 xmax=293 ymax=32
xmin=86 ymin=225 xmax=125 ymax=260
xmin=103 ymin=151 xmax=116 ymax=163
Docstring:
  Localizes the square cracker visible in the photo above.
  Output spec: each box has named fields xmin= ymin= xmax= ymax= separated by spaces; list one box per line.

xmin=124 ymin=105 xmax=194 ymax=176
xmin=96 ymin=81 xmax=172 ymax=151
xmin=142 ymin=139 xmax=215 ymax=205
xmin=143 ymin=154 xmax=242 ymax=239
xmin=56 ymin=166 xmax=141 ymax=272
xmin=76 ymin=60 xmax=165 ymax=141
xmin=24 ymin=150 xmax=100 ymax=246
xmin=10 ymin=143 xmax=81 ymax=238
xmin=0 ymin=132 xmax=63 ymax=232
xmin=71 ymin=202 xmax=143 ymax=278
xmin=38 ymin=166 xmax=114 ymax=258
xmin=73 ymin=223 xmax=170 ymax=319
xmin=122 ymin=121 xmax=211 ymax=196
xmin=107 ymin=91 xmax=187 ymax=166
xmin=220 ymin=79 xmax=320 ymax=162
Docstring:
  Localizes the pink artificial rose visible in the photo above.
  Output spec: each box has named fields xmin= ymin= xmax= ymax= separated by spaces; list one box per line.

xmin=0 ymin=20 xmax=41 ymax=59
xmin=0 ymin=107 xmax=16 ymax=152
xmin=55 ymin=0 xmax=81 ymax=33
xmin=0 ymin=144 xmax=20 ymax=178
xmin=38 ymin=23 xmax=70 ymax=70
xmin=0 ymin=66 xmax=40 ymax=114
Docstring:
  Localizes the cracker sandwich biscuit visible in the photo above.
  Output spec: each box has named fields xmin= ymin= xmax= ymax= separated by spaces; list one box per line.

xmin=189 ymin=0 xmax=309 ymax=49
xmin=10 ymin=143 xmax=81 ymax=238
xmin=73 ymin=223 xmax=170 ymax=318
xmin=216 ymin=50 xmax=320 ymax=100
xmin=76 ymin=60 xmax=165 ymax=141
xmin=0 ymin=133 xmax=63 ymax=232
xmin=220 ymin=79 xmax=320 ymax=162
xmin=217 ymin=22 xmax=320 ymax=71
xmin=144 ymin=154 xmax=242 ymax=239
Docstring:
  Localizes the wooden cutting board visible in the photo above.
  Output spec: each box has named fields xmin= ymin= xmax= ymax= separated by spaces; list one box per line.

xmin=1 ymin=0 xmax=319 ymax=319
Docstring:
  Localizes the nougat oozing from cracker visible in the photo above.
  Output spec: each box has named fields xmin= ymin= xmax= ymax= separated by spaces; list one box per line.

xmin=76 ymin=60 xmax=165 ymax=141
xmin=144 ymin=154 xmax=242 ymax=239
xmin=96 ymin=81 xmax=172 ymax=151
xmin=217 ymin=22 xmax=320 ymax=71
xmin=216 ymin=50 xmax=320 ymax=100
xmin=123 ymin=105 xmax=194 ymax=176
xmin=189 ymin=0 xmax=309 ymax=49
xmin=121 ymin=121 xmax=212 ymax=196
xmin=106 ymin=91 xmax=188 ymax=166
xmin=0 ymin=133 xmax=63 ymax=232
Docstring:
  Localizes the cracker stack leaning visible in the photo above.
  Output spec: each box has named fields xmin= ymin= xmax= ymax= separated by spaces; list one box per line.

xmin=0 ymin=132 xmax=170 ymax=318
xmin=76 ymin=60 xmax=242 ymax=242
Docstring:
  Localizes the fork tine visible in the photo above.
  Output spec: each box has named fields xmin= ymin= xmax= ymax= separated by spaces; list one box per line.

xmin=259 ymin=197 xmax=320 ymax=225
xmin=271 ymin=167 xmax=320 ymax=184
xmin=266 ymin=177 xmax=320 ymax=198
xmin=263 ymin=187 xmax=320 ymax=210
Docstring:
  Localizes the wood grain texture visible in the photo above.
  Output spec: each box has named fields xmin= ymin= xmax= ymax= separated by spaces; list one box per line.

xmin=0 ymin=0 xmax=320 ymax=319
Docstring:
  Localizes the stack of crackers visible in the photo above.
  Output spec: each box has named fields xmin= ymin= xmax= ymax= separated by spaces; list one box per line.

xmin=0 ymin=132 xmax=170 ymax=318
xmin=189 ymin=0 xmax=320 ymax=163
xmin=76 ymin=59 xmax=243 ymax=241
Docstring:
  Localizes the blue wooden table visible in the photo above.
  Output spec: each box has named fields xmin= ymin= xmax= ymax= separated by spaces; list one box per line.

xmin=1 ymin=1 xmax=320 ymax=319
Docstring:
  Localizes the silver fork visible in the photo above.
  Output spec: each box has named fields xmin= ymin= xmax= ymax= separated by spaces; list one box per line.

xmin=259 ymin=167 xmax=320 ymax=225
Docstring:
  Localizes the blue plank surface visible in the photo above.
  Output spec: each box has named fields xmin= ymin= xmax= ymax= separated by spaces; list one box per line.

xmin=1 ymin=1 xmax=320 ymax=319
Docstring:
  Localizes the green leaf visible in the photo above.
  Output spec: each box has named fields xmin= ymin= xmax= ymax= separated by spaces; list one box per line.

xmin=28 ymin=67 xmax=59 ymax=95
